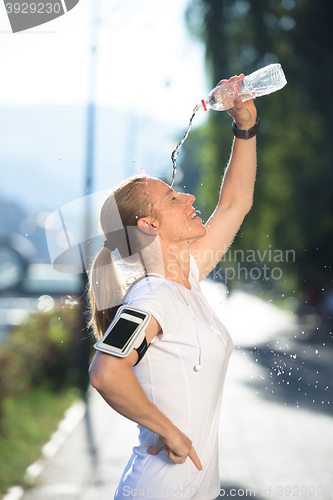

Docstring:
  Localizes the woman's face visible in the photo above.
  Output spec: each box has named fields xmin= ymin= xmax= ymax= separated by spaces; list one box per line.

xmin=146 ymin=178 xmax=206 ymax=246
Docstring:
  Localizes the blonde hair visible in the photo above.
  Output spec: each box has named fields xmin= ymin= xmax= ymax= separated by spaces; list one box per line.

xmin=89 ymin=175 xmax=158 ymax=340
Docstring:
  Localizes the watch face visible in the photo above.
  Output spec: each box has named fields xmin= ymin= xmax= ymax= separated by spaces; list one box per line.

xmin=103 ymin=317 xmax=140 ymax=351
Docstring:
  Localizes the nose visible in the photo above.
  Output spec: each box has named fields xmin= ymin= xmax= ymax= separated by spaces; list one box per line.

xmin=184 ymin=193 xmax=195 ymax=206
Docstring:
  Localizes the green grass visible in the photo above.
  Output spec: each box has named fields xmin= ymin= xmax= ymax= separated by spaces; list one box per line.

xmin=0 ymin=386 xmax=79 ymax=495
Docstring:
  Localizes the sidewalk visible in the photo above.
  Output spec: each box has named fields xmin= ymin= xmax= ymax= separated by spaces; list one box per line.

xmin=7 ymin=281 xmax=333 ymax=500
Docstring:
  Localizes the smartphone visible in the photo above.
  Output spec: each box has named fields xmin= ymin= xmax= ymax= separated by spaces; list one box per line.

xmin=94 ymin=305 xmax=151 ymax=358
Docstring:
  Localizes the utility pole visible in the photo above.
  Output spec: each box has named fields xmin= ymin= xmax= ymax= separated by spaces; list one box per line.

xmin=77 ymin=0 xmax=101 ymax=394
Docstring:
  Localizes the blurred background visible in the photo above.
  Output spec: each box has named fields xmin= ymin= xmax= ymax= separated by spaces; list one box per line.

xmin=0 ymin=0 xmax=332 ymax=497
xmin=181 ymin=0 xmax=333 ymax=316
xmin=0 ymin=0 xmax=207 ymax=330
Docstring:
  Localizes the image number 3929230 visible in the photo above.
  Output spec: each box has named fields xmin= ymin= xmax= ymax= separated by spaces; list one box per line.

xmin=3 ymin=0 xmax=80 ymax=33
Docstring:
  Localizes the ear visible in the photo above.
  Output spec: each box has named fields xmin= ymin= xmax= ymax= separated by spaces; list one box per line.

xmin=137 ymin=217 xmax=158 ymax=235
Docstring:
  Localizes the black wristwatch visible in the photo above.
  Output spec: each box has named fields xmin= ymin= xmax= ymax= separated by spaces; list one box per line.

xmin=232 ymin=118 xmax=260 ymax=139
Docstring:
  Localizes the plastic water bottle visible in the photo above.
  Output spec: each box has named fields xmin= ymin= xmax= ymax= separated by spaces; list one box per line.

xmin=201 ymin=63 xmax=287 ymax=112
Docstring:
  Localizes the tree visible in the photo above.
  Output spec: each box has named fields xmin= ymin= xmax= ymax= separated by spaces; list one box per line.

xmin=178 ymin=0 xmax=332 ymax=310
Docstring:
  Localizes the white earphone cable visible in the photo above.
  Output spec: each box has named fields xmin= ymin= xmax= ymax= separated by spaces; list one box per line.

xmin=177 ymin=289 xmax=202 ymax=372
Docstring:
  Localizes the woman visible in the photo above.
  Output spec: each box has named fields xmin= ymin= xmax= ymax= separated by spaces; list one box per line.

xmin=89 ymin=76 xmax=258 ymax=499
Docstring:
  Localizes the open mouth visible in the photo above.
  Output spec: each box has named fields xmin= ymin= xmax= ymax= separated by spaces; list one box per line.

xmin=189 ymin=209 xmax=201 ymax=219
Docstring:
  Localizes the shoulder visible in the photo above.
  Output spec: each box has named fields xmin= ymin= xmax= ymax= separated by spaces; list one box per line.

xmin=126 ymin=276 xmax=176 ymax=304
xmin=125 ymin=276 xmax=180 ymax=336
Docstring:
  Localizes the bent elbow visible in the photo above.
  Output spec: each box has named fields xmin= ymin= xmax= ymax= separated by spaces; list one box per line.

xmin=230 ymin=196 xmax=253 ymax=217
xmin=239 ymin=195 xmax=254 ymax=215
xmin=89 ymin=356 xmax=111 ymax=392
xmin=89 ymin=353 xmax=122 ymax=397
xmin=89 ymin=363 xmax=103 ymax=391
xmin=244 ymin=198 xmax=253 ymax=214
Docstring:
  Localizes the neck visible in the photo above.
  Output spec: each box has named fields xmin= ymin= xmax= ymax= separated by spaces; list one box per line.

xmin=162 ymin=241 xmax=192 ymax=288
xmin=140 ymin=237 xmax=193 ymax=289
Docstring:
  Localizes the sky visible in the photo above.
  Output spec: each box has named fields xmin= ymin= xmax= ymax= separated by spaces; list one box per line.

xmin=0 ymin=0 xmax=211 ymax=214
xmin=0 ymin=0 xmax=209 ymax=262
xmin=0 ymin=0 xmax=208 ymax=126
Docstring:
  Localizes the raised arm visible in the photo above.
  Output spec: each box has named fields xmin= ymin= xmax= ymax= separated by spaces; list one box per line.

xmin=190 ymin=75 xmax=258 ymax=280
xmin=89 ymin=316 xmax=202 ymax=470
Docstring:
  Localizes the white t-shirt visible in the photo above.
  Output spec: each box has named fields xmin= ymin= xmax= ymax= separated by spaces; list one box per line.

xmin=114 ymin=255 xmax=233 ymax=500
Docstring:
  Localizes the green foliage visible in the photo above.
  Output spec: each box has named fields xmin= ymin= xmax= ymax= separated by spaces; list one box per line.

xmin=181 ymin=0 xmax=333 ymax=301
xmin=0 ymin=387 xmax=77 ymax=494
xmin=0 ymin=300 xmax=91 ymax=424
xmin=0 ymin=300 xmax=90 ymax=493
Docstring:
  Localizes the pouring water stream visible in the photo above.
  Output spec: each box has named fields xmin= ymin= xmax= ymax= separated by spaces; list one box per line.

xmin=170 ymin=102 xmax=202 ymax=188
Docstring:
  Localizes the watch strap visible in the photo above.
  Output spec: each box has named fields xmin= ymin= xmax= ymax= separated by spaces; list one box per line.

xmin=232 ymin=118 xmax=260 ymax=139
xmin=134 ymin=337 xmax=150 ymax=366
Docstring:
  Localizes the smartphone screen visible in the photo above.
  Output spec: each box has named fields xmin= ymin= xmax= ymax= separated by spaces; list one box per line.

xmin=103 ymin=317 xmax=140 ymax=351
